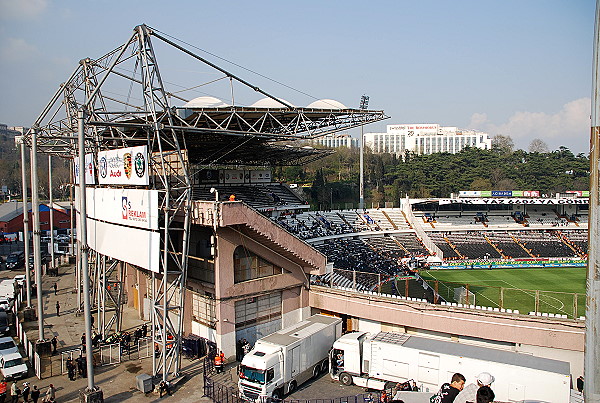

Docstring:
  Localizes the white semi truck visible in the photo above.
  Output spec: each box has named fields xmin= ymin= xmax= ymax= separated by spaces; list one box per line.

xmin=238 ymin=314 xmax=342 ymax=401
xmin=330 ymin=331 xmax=571 ymax=403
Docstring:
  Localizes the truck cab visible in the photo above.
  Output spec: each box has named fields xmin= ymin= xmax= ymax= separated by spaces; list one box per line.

xmin=329 ymin=331 xmax=366 ymax=384
xmin=239 ymin=343 xmax=283 ymax=400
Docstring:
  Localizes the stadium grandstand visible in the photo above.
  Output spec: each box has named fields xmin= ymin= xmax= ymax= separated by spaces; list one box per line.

xmin=191 ymin=173 xmax=589 ymax=304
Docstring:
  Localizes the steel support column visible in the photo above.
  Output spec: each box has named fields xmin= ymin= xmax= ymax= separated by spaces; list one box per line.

xmin=586 ymin=1 xmax=600 ymax=401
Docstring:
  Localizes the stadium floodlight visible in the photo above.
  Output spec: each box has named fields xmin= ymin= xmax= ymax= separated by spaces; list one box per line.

xmin=359 ymin=95 xmax=369 ymax=210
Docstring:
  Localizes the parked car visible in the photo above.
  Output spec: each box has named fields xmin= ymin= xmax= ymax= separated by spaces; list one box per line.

xmin=5 ymin=252 xmax=24 ymax=270
xmin=0 ymin=298 xmax=11 ymax=312
xmin=0 ymin=337 xmax=19 ymax=357
xmin=0 ymin=312 xmax=9 ymax=336
xmin=0 ymin=352 xmax=28 ymax=380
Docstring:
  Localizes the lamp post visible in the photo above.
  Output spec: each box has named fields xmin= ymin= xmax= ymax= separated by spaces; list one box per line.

xmin=359 ymin=95 xmax=369 ymax=210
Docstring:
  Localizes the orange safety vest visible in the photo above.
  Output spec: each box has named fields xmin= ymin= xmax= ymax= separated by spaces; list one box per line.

xmin=214 ymin=355 xmax=223 ymax=366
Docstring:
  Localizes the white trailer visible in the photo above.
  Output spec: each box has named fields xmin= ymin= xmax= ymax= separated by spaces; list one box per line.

xmin=238 ymin=314 xmax=342 ymax=401
xmin=330 ymin=331 xmax=571 ymax=402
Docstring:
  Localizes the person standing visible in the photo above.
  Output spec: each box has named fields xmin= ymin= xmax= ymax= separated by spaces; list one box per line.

xmin=9 ymin=382 xmax=19 ymax=403
xmin=55 ymin=301 xmax=60 ymax=317
xmin=21 ymin=383 xmax=29 ymax=403
xmin=454 ymin=372 xmax=494 ymax=403
xmin=214 ymin=351 xmax=224 ymax=373
xmin=431 ymin=373 xmax=465 ymax=403
xmin=51 ymin=336 xmax=57 ymax=355
xmin=53 ymin=283 xmax=57 ymax=296
xmin=29 ymin=387 xmax=39 ymax=403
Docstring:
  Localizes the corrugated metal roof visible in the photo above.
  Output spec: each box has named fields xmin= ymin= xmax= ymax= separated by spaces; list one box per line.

xmin=0 ymin=202 xmax=32 ymax=223
xmin=0 ymin=202 xmax=71 ymax=223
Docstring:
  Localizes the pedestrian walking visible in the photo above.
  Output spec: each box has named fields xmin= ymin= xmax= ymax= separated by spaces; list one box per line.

xmin=53 ymin=283 xmax=57 ymax=296
xmin=55 ymin=301 xmax=60 ymax=317
xmin=51 ymin=336 xmax=57 ymax=355
xmin=21 ymin=383 xmax=29 ymax=403
xmin=29 ymin=387 xmax=39 ymax=403
xmin=43 ymin=384 xmax=55 ymax=403
xmin=81 ymin=333 xmax=86 ymax=353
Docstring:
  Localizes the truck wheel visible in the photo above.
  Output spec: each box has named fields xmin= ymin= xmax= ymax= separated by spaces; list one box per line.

xmin=320 ymin=360 xmax=329 ymax=374
xmin=272 ymin=389 xmax=282 ymax=400
xmin=339 ymin=372 xmax=353 ymax=386
xmin=288 ymin=381 xmax=297 ymax=394
xmin=313 ymin=365 xmax=320 ymax=379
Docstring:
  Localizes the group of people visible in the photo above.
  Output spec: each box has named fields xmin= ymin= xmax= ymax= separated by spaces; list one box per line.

xmin=235 ymin=338 xmax=252 ymax=362
xmin=431 ymin=372 xmax=495 ymax=403
xmin=0 ymin=381 xmax=55 ymax=403
xmin=65 ymin=355 xmax=87 ymax=381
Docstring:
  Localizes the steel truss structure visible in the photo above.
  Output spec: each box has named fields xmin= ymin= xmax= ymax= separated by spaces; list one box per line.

xmin=21 ymin=24 xmax=388 ymax=381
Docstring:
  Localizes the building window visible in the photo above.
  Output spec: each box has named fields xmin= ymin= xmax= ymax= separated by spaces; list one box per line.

xmin=191 ymin=291 xmax=216 ymax=327
xmin=234 ymin=246 xmax=282 ymax=283
xmin=235 ymin=292 xmax=282 ymax=329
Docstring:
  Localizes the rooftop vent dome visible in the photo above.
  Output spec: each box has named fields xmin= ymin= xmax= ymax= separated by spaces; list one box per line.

xmin=250 ymin=97 xmax=295 ymax=108
xmin=183 ymin=96 xmax=229 ymax=108
xmin=306 ymin=99 xmax=347 ymax=109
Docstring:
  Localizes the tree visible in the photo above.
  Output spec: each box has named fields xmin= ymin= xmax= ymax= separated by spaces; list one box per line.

xmin=528 ymin=139 xmax=549 ymax=153
xmin=470 ymin=178 xmax=492 ymax=190
xmin=491 ymin=135 xmax=514 ymax=154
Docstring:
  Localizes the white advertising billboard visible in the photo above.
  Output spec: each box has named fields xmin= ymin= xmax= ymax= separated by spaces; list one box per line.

xmin=73 ymin=153 xmax=96 ymax=185
xmin=86 ymin=188 xmax=158 ymax=230
xmin=75 ymin=187 xmax=160 ymax=272
xmin=250 ymin=170 xmax=272 ymax=183
xmin=97 ymin=145 xmax=149 ymax=185
xmin=87 ymin=219 xmax=160 ymax=272
xmin=220 ymin=169 xmax=245 ymax=184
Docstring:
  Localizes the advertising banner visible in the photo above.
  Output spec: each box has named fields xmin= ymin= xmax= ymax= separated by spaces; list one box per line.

xmin=249 ymin=170 xmax=272 ymax=183
xmin=97 ymin=145 xmax=149 ymax=185
xmin=87 ymin=219 xmax=160 ymax=272
xmin=459 ymin=191 xmax=481 ymax=198
xmin=221 ymin=169 xmax=245 ymax=184
xmin=491 ymin=190 xmax=512 ymax=197
xmin=88 ymin=188 xmax=158 ymax=230
xmin=73 ymin=153 xmax=96 ymax=185
xmin=197 ymin=169 xmax=219 ymax=184
xmin=439 ymin=198 xmax=589 ymax=205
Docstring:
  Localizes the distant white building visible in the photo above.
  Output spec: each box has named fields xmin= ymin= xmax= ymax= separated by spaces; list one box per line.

xmin=313 ymin=133 xmax=359 ymax=149
xmin=364 ymin=124 xmax=492 ymax=155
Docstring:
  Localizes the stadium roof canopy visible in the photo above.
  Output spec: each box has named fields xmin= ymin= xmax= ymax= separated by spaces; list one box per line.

xmin=21 ymin=24 xmax=388 ymax=167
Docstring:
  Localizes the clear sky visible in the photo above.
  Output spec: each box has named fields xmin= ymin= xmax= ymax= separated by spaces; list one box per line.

xmin=0 ymin=0 xmax=595 ymax=153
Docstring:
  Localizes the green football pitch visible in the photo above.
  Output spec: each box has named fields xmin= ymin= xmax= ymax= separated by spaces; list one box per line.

xmin=419 ymin=267 xmax=587 ymax=318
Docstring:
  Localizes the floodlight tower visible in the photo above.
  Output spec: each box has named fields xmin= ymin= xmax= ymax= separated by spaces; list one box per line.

xmin=359 ymin=95 xmax=369 ymax=210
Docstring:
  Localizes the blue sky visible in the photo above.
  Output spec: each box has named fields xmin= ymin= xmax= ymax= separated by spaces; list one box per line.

xmin=0 ymin=0 xmax=595 ymax=153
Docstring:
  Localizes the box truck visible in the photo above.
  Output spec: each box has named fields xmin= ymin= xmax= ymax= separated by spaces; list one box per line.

xmin=330 ymin=331 xmax=570 ymax=403
xmin=238 ymin=314 xmax=342 ymax=401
